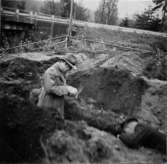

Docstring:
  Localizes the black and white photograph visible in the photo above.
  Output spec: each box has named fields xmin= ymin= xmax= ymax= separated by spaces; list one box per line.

xmin=0 ymin=0 xmax=166 ymax=163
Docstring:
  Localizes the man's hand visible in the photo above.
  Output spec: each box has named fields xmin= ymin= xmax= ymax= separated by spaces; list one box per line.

xmin=67 ymin=86 xmax=78 ymax=97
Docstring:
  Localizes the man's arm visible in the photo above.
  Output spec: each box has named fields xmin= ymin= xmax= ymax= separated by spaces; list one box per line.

xmin=43 ymin=72 xmax=77 ymax=97
xmin=49 ymin=85 xmax=78 ymax=97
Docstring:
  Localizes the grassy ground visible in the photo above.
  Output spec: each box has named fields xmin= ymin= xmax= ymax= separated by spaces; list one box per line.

xmin=77 ymin=26 xmax=167 ymax=51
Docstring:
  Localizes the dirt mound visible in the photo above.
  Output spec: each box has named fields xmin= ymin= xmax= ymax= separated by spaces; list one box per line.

xmin=0 ymin=57 xmax=63 ymax=162
xmin=0 ymin=58 xmax=41 ymax=82
xmin=68 ymin=67 xmax=147 ymax=115
xmin=68 ymin=52 xmax=167 ymax=131
xmin=101 ymin=52 xmax=144 ymax=75
xmin=143 ymin=51 xmax=167 ymax=81
xmin=138 ymin=79 xmax=167 ymax=132
xmin=42 ymin=121 xmax=163 ymax=164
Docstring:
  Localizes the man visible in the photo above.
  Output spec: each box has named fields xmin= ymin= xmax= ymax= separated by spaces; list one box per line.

xmin=119 ymin=117 xmax=166 ymax=154
xmin=37 ymin=55 xmax=78 ymax=120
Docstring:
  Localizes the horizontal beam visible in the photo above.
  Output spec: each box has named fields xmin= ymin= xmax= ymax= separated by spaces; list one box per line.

xmin=2 ymin=9 xmax=68 ymax=25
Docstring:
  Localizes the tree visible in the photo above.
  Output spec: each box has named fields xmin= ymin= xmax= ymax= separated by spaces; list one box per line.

xmin=3 ymin=0 xmax=43 ymax=12
xmin=152 ymin=0 xmax=167 ymax=27
xmin=95 ymin=0 xmax=118 ymax=25
xmin=74 ymin=2 xmax=89 ymax=21
xmin=25 ymin=0 xmax=43 ymax=12
xmin=120 ymin=17 xmax=130 ymax=27
xmin=100 ymin=0 xmax=106 ymax=23
xmin=2 ymin=0 xmax=26 ymax=10
xmin=41 ymin=0 xmax=89 ymax=21
xmin=40 ymin=0 xmax=62 ymax=16
xmin=61 ymin=0 xmax=71 ymax=18
xmin=134 ymin=7 xmax=161 ymax=31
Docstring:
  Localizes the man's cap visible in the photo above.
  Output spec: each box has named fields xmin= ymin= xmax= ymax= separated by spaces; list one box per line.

xmin=66 ymin=54 xmax=77 ymax=66
xmin=58 ymin=54 xmax=77 ymax=69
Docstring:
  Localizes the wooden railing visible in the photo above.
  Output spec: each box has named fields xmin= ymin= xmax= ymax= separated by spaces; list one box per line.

xmin=1 ymin=7 xmax=167 ymax=38
xmin=1 ymin=7 xmax=69 ymax=24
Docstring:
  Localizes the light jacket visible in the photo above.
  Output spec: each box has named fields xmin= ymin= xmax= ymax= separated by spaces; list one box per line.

xmin=37 ymin=62 xmax=70 ymax=111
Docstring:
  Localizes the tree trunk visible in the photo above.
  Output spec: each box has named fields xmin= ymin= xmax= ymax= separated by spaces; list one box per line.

xmin=161 ymin=5 xmax=166 ymax=28
xmin=101 ymin=0 xmax=106 ymax=23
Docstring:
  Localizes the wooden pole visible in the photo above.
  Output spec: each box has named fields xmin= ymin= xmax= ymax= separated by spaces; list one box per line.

xmin=29 ymin=11 xmax=33 ymax=24
xmin=16 ymin=9 xmax=20 ymax=22
xmin=50 ymin=15 xmax=54 ymax=39
xmin=68 ymin=0 xmax=74 ymax=37
xmin=74 ymin=1 xmax=77 ymax=19
xmin=0 ymin=0 xmax=1 ymax=46
xmin=66 ymin=0 xmax=74 ymax=47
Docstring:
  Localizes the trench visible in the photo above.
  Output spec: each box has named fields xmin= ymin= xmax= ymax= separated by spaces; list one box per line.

xmin=0 ymin=57 xmax=150 ymax=163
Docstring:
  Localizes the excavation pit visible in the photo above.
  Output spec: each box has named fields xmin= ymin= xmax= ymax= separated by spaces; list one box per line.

xmin=0 ymin=53 xmax=165 ymax=163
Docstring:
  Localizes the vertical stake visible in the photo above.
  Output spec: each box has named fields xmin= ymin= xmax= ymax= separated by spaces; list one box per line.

xmin=0 ymin=0 xmax=2 ymax=46
xmin=50 ymin=15 xmax=54 ymax=39
xmin=66 ymin=0 xmax=74 ymax=48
